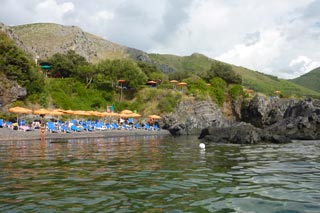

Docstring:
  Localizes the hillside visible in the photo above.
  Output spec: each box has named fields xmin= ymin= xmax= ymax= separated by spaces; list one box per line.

xmin=10 ymin=23 xmax=147 ymax=63
xmin=3 ymin=22 xmax=320 ymax=98
xmin=291 ymin=67 xmax=320 ymax=92
xmin=149 ymin=53 xmax=320 ymax=97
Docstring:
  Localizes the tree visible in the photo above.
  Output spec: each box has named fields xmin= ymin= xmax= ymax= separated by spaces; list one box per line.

xmin=0 ymin=32 xmax=44 ymax=95
xmin=204 ymin=61 xmax=242 ymax=84
xmin=48 ymin=50 xmax=88 ymax=78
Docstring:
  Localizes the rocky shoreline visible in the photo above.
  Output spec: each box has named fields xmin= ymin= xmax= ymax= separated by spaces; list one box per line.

xmin=0 ymin=127 xmax=170 ymax=142
xmin=163 ymin=95 xmax=320 ymax=144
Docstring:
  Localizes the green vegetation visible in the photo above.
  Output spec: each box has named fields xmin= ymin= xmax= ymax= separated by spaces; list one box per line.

xmin=149 ymin=53 xmax=320 ymax=98
xmin=0 ymin=32 xmax=45 ymax=97
xmin=291 ymin=67 xmax=320 ymax=92
xmin=2 ymin=25 xmax=320 ymax=118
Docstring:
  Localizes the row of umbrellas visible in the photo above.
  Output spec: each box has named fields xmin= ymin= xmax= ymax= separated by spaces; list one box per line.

xmin=8 ymin=107 xmax=162 ymax=119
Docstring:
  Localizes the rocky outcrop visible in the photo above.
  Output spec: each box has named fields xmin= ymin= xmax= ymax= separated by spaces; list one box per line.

xmin=0 ymin=75 xmax=27 ymax=109
xmin=198 ymin=122 xmax=290 ymax=144
xmin=241 ymin=95 xmax=295 ymax=128
xmin=197 ymin=95 xmax=320 ymax=144
xmin=163 ymin=98 xmax=230 ymax=136
xmin=266 ymin=99 xmax=320 ymax=139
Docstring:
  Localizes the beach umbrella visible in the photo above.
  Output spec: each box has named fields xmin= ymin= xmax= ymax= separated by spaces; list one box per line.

xmin=120 ymin=109 xmax=133 ymax=114
xmin=33 ymin=108 xmax=51 ymax=116
xmin=148 ymin=115 xmax=162 ymax=119
xmin=118 ymin=112 xmax=141 ymax=118
xmin=129 ymin=113 xmax=142 ymax=118
xmin=48 ymin=109 xmax=65 ymax=116
xmin=147 ymin=80 xmax=157 ymax=85
xmin=177 ymin=82 xmax=187 ymax=86
xmin=170 ymin=80 xmax=179 ymax=89
xmin=8 ymin=106 xmax=33 ymax=114
xmin=72 ymin=110 xmax=91 ymax=116
xmin=8 ymin=107 xmax=33 ymax=129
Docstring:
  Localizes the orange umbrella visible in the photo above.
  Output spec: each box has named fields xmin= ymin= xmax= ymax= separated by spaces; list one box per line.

xmin=8 ymin=106 xmax=32 ymax=114
xmin=148 ymin=115 xmax=162 ymax=119
xmin=147 ymin=80 xmax=157 ymax=84
xmin=8 ymin=107 xmax=33 ymax=129
xmin=58 ymin=109 xmax=74 ymax=115
xmin=120 ymin=110 xmax=133 ymax=114
xmin=118 ymin=79 xmax=126 ymax=83
xmin=169 ymin=80 xmax=178 ymax=83
xmin=33 ymin=108 xmax=50 ymax=115
xmin=48 ymin=109 xmax=65 ymax=116
xmin=129 ymin=113 xmax=142 ymax=118
xmin=177 ymin=82 xmax=187 ymax=86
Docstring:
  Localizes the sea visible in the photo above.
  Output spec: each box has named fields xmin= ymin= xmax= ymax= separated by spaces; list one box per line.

xmin=0 ymin=135 xmax=319 ymax=212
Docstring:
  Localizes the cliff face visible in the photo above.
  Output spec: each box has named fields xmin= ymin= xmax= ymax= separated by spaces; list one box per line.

xmin=163 ymin=98 xmax=230 ymax=135
xmin=241 ymin=95 xmax=296 ymax=128
xmin=0 ymin=74 xmax=27 ymax=109
xmin=7 ymin=23 xmax=147 ymax=63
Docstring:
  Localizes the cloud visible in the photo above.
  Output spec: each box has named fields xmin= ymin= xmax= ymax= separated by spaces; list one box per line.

xmin=0 ymin=0 xmax=320 ymax=79
xmin=216 ymin=29 xmax=285 ymax=74
xmin=34 ymin=0 xmax=74 ymax=23
xmin=289 ymin=56 xmax=320 ymax=76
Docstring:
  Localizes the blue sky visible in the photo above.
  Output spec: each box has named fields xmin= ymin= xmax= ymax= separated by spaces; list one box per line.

xmin=1 ymin=0 xmax=320 ymax=79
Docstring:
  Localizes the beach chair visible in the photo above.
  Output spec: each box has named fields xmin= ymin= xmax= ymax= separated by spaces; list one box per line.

xmin=95 ymin=122 xmax=107 ymax=131
xmin=81 ymin=123 xmax=93 ymax=131
xmin=153 ymin=124 xmax=161 ymax=131
xmin=47 ymin=122 xmax=58 ymax=133
xmin=144 ymin=123 xmax=153 ymax=131
xmin=112 ymin=123 xmax=121 ymax=130
xmin=60 ymin=125 xmax=71 ymax=133
xmin=134 ymin=123 xmax=143 ymax=129
xmin=0 ymin=119 xmax=3 ymax=128
xmin=71 ymin=125 xmax=83 ymax=132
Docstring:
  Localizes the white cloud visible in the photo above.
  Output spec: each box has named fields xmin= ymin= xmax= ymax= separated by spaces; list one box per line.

xmin=289 ymin=55 xmax=320 ymax=75
xmin=35 ymin=0 xmax=74 ymax=23
xmin=0 ymin=0 xmax=320 ymax=79
xmin=216 ymin=29 xmax=285 ymax=73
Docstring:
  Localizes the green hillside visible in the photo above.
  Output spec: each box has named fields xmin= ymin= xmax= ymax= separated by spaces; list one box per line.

xmin=149 ymin=53 xmax=320 ymax=98
xmin=291 ymin=67 xmax=320 ymax=92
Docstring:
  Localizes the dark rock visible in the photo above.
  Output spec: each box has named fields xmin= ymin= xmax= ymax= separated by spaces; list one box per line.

xmin=241 ymin=95 xmax=295 ymax=128
xmin=0 ymin=76 xmax=27 ymax=109
xmin=267 ymin=99 xmax=320 ymax=139
xmin=164 ymin=99 xmax=230 ymax=136
xmin=198 ymin=122 xmax=290 ymax=144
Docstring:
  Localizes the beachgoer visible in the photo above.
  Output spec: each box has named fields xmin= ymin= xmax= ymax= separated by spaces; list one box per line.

xmin=40 ymin=123 xmax=46 ymax=141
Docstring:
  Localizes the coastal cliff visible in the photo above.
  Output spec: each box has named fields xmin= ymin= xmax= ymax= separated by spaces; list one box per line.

xmin=164 ymin=95 xmax=320 ymax=144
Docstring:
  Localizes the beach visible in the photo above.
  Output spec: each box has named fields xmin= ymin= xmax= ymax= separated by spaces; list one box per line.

xmin=0 ymin=127 xmax=170 ymax=141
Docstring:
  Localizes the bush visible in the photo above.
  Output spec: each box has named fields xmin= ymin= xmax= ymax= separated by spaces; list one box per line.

xmin=229 ymin=84 xmax=244 ymax=100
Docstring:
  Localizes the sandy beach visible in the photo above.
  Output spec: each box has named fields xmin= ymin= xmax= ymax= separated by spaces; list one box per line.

xmin=0 ymin=127 xmax=170 ymax=141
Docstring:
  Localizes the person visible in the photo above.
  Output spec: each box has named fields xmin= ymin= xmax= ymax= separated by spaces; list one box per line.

xmin=40 ymin=123 xmax=46 ymax=141
xmin=148 ymin=117 xmax=154 ymax=126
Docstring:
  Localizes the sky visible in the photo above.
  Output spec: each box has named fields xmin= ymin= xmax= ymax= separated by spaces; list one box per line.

xmin=1 ymin=0 xmax=320 ymax=79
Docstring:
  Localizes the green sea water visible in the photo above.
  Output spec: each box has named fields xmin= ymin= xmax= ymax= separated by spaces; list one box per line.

xmin=0 ymin=135 xmax=319 ymax=212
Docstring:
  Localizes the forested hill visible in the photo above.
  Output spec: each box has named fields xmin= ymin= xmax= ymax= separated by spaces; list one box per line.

xmin=291 ymin=67 xmax=320 ymax=93
xmin=149 ymin=53 xmax=320 ymax=97
xmin=2 ymin=22 xmax=320 ymax=98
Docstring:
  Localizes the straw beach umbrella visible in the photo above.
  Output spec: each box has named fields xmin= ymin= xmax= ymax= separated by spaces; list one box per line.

xmin=120 ymin=109 xmax=133 ymax=114
xmin=8 ymin=106 xmax=33 ymax=129
xmin=148 ymin=115 xmax=162 ymax=119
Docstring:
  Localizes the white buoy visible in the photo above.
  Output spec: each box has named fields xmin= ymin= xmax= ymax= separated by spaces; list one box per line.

xmin=199 ymin=143 xmax=206 ymax=149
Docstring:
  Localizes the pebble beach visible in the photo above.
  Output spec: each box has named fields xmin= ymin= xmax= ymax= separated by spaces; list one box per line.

xmin=0 ymin=127 xmax=170 ymax=141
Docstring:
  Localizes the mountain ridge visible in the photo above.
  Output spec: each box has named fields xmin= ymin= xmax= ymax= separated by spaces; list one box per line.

xmin=291 ymin=67 xmax=320 ymax=92
xmin=2 ymin=22 xmax=320 ymax=97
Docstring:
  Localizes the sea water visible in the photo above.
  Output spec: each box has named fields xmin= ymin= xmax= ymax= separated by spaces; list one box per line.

xmin=0 ymin=135 xmax=319 ymax=212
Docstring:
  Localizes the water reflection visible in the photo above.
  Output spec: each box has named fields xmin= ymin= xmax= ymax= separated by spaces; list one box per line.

xmin=0 ymin=136 xmax=319 ymax=212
